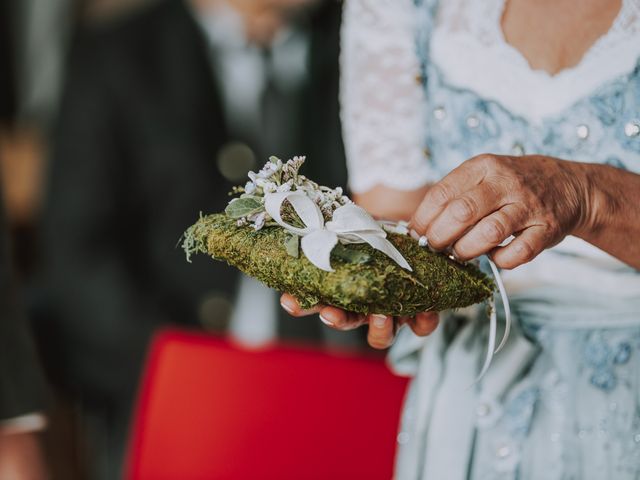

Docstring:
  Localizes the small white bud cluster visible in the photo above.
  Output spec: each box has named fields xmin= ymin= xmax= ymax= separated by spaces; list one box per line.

xmin=232 ymin=155 xmax=352 ymax=230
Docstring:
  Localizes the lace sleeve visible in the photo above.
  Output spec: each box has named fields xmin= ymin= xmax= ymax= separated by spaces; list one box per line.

xmin=340 ymin=0 xmax=436 ymax=193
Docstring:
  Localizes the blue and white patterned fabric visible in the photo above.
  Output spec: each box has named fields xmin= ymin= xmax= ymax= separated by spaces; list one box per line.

xmin=380 ymin=1 xmax=640 ymax=479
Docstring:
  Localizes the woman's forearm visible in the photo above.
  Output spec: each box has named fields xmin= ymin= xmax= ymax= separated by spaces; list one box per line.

xmin=574 ymin=162 xmax=640 ymax=270
xmin=353 ymin=184 xmax=430 ymax=222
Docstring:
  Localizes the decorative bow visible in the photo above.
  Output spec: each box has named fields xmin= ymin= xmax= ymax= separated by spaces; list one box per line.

xmin=264 ymin=191 xmax=412 ymax=272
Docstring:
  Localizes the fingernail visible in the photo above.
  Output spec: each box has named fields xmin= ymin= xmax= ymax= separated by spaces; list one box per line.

xmin=371 ymin=314 xmax=388 ymax=328
xmin=280 ymin=299 xmax=295 ymax=314
xmin=319 ymin=314 xmax=334 ymax=327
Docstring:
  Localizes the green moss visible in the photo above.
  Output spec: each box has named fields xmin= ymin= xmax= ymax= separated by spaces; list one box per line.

xmin=183 ymin=214 xmax=494 ymax=316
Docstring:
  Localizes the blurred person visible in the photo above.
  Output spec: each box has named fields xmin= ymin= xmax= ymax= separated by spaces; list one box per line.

xmin=40 ymin=0 xmax=347 ymax=477
xmin=0 ymin=2 xmax=49 ymax=476
xmin=0 ymin=199 xmax=48 ymax=480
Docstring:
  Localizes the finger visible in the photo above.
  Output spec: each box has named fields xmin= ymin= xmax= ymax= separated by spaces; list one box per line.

xmin=424 ymin=182 xmax=507 ymax=250
xmin=411 ymin=159 xmax=487 ymax=234
xmin=319 ymin=306 xmax=366 ymax=331
xmin=451 ymin=204 xmax=524 ymax=261
xmin=280 ymin=293 xmax=323 ymax=316
xmin=490 ymin=225 xmax=548 ymax=269
xmin=409 ymin=312 xmax=440 ymax=336
xmin=367 ymin=314 xmax=395 ymax=349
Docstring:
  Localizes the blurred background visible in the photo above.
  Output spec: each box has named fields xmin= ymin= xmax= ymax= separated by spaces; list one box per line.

xmin=0 ymin=0 xmax=378 ymax=478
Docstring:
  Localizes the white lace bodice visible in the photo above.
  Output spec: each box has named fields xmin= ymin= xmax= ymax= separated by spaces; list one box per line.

xmin=340 ymin=0 xmax=436 ymax=193
xmin=340 ymin=0 xmax=640 ymax=193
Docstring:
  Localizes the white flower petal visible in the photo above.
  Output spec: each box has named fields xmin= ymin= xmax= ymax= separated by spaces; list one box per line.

xmin=285 ymin=192 xmax=325 ymax=230
xmin=327 ymin=204 xmax=384 ymax=234
xmin=301 ymin=230 xmax=339 ymax=272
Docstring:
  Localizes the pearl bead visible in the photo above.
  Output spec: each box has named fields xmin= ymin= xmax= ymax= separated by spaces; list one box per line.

xmin=496 ymin=445 xmax=511 ymax=458
xmin=433 ymin=106 xmax=446 ymax=120
xmin=624 ymin=121 xmax=640 ymax=137
xmin=418 ymin=236 xmax=429 ymax=248
xmin=466 ymin=115 xmax=480 ymax=128
xmin=576 ymin=124 xmax=590 ymax=139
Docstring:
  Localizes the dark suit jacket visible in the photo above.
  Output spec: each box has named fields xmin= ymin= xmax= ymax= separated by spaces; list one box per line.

xmin=41 ymin=0 xmax=346 ymax=407
xmin=0 ymin=200 xmax=48 ymax=421
xmin=0 ymin=0 xmax=17 ymax=124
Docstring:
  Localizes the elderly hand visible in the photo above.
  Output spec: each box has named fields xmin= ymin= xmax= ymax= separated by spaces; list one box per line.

xmin=412 ymin=154 xmax=591 ymax=269
xmin=280 ymin=293 xmax=439 ymax=349
xmin=278 ymin=153 xmax=595 ymax=348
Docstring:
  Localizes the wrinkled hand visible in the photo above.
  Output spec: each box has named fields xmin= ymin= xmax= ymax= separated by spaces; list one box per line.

xmin=412 ymin=154 xmax=588 ymax=269
xmin=280 ymin=294 xmax=439 ymax=349
xmin=279 ymin=154 xmax=588 ymax=347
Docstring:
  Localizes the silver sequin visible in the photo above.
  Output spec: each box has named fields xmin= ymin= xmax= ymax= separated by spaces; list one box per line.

xmin=466 ymin=115 xmax=480 ymax=128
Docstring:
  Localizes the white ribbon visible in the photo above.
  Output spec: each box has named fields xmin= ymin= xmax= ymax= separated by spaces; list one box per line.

xmin=476 ymin=258 xmax=511 ymax=383
xmin=408 ymin=229 xmax=511 ymax=382
xmin=264 ymin=191 xmax=412 ymax=272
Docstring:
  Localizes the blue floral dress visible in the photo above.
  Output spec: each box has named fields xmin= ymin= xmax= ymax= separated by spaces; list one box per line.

xmin=382 ymin=1 xmax=640 ymax=479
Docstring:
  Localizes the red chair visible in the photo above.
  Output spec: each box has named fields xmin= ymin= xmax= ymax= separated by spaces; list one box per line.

xmin=125 ymin=329 xmax=409 ymax=480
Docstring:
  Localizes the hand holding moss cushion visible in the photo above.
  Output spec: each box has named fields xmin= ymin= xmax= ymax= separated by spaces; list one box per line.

xmin=182 ymin=156 xmax=494 ymax=316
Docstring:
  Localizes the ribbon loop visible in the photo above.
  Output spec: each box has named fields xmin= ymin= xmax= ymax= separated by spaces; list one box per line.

xmin=264 ymin=192 xmax=412 ymax=272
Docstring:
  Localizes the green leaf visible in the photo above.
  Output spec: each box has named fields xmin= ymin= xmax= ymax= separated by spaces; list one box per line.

xmin=331 ymin=243 xmax=371 ymax=264
xmin=225 ymin=197 xmax=263 ymax=219
xmin=284 ymin=233 xmax=299 ymax=258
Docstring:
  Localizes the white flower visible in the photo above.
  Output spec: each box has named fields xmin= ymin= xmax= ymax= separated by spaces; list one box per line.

xmin=248 ymin=171 xmax=257 ymax=182
xmin=244 ymin=181 xmax=256 ymax=194
xmin=260 ymin=161 xmax=281 ymax=178
xmin=277 ymin=180 xmax=292 ymax=192
xmin=262 ymin=182 xmax=277 ymax=193
xmin=252 ymin=212 xmax=266 ymax=230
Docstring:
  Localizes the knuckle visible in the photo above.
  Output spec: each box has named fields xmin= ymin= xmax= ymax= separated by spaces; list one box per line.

xmin=429 ymin=183 xmax=453 ymax=207
xmin=540 ymin=217 xmax=561 ymax=242
xmin=515 ymin=240 xmax=536 ymax=263
xmin=425 ymin=227 xmax=446 ymax=249
xmin=482 ymin=217 xmax=508 ymax=244
xmin=452 ymin=243 xmax=471 ymax=261
xmin=475 ymin=153 xmax=501 ymax=170
xmin=411 ymin=214 xmax=429 ymax=234
xmin=450 ymin=196 xmax=478 ymax=222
